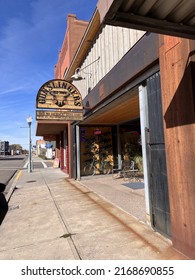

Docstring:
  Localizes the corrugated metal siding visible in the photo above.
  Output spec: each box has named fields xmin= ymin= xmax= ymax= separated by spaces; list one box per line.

xmin=73 ymin=25 xmax=145 ymax=99
xmin=98 ymin=0 xmax=195 ymax=39
xmin=120 ymin=0 xmax=195 ymax=26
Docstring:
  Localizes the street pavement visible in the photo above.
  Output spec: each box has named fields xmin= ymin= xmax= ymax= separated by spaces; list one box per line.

xmin=0 ymin=155 xmax=26 ymax=186
xmin=0 ymin=157 xmax=188 ymax=260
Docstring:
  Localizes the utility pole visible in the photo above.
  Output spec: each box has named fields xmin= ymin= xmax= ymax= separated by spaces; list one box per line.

xmin=26 ymin=116 xmax=33 ymax=172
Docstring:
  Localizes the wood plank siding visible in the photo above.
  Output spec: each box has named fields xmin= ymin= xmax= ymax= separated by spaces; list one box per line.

xmin=73 ymin=25 xmax=145 ymax=99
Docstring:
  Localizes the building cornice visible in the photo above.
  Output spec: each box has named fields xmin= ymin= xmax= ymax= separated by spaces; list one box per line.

xmin=64 ymin=8 xmax=101 ymax=80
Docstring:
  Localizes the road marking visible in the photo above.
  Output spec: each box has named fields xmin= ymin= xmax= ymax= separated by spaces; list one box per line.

xmin=42 ymin=161 xmax=47 ymax=168
xmin=5 ymin=170 xmax=23 ymax=202
xmin=15 ymin=170 xmax=22 ymax=181
xmin=23 ymin=160 xmax=48 ymax=169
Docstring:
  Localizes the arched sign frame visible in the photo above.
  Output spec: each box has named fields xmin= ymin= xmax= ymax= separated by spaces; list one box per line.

xmin=36 ymin=79 xmax=83 ymax=121
xmin=36 ymin=79 xmax=83 ymax=110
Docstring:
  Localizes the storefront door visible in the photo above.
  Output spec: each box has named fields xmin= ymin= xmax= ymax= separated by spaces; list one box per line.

xmin=146 ymin=72 xmax=171 ymax=237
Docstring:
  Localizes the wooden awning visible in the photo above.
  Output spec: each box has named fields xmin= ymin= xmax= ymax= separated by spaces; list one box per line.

xmin=81 ymin=87 xmax=140 ymax=125
xmin=36 ymin=121 xmax=68 ymax=136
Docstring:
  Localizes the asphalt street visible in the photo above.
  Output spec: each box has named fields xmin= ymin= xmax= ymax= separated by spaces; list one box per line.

xmin=0 ymin=155 xmax=26 ymax=186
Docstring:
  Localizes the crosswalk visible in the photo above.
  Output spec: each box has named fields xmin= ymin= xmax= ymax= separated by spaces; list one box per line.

xmin=24 ymin=160 xmax=53 ymax=169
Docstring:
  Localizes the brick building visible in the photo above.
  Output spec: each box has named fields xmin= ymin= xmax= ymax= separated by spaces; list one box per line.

xmin=36 ymin=14 xmax=88 ymax=175
xmin=36 ymin=0 xmax=195 ymax=258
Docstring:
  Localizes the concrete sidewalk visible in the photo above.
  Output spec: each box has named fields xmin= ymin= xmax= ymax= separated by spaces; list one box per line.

xmin=0 ymin=167 xmax=188 ymax=260
xmin=80 ymin=175 xmax=146 ymax=223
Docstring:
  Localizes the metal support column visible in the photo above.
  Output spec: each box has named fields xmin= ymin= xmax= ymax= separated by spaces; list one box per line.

xmin=139 ymin=84 xmax=150 ymax=222
xmin=29 ymin=124 xmax=32 ymax=172
xmin=117 ymin=125 xmax=122 ymax=169
xmin=76 ymin=125 xmax=81 ymax=180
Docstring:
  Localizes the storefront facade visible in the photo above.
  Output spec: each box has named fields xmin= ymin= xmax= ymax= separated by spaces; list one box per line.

xmin=62 ymin=8 xmax=171 ymax=240
xmin=36 ymin=1 xmax=195 ymax=258
xmin=95 ymin=0 xmax=195 ymax=259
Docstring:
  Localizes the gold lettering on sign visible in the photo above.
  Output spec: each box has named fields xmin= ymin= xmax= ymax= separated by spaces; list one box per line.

xmin=36 ymin=79 xmax=83 ymax=110
xmin=36 ymin=110 xmax=83 ymax=121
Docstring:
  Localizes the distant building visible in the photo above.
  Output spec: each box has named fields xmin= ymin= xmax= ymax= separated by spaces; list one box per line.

xmin=36 ymin=139 xmax=55 ymax=159
xmin=36 ymin=139 xmax=46 ymax=156
xmin=0 ymin=141 xmax=9 ymax=155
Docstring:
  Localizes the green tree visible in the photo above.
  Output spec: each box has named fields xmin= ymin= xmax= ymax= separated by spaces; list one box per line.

xmin=9 ymin=144 xmax=23 ymax=154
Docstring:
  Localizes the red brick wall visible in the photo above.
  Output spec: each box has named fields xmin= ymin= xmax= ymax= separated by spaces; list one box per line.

xmin=54 ymin=14 xmax=88 ymax=79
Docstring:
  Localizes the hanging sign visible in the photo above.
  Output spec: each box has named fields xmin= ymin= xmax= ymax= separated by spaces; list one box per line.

xmin=53 ymin=158 xmax=60 ymax=168
xmin=36 ymin=79 xmax=83 ymax=110
xmin=36 ymin=110 xmax=83 ymax=121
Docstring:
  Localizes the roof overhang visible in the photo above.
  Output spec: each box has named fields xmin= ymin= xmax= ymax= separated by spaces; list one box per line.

xmin=81 ymin=87 xmax=139 ymax=125
xmin=36 ymin=121 xmax=68 ymax=136
xmin=97 ymin=0 xmax=195 ymax=39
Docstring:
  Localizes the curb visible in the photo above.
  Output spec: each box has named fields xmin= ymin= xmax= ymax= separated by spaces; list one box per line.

xmin=5 ymin=170 xmax=23 ymax=202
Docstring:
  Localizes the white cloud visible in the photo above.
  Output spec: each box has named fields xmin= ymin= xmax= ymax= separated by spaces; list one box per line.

xmin=0 ymin=85 xmax=29 ymax=96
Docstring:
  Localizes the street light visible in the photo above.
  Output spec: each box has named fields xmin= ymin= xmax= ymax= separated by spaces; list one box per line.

xmin=26 ymin=116 xmax=32 ymax=173
xmin=70 ymin=56 xmax=100 ymax=81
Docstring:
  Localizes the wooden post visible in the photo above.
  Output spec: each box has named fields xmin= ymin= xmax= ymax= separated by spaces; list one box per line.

xmin=159 ymin=35 xmax=195 ymax=258
xmin=68 ymin=122 xmax=73 ymax=178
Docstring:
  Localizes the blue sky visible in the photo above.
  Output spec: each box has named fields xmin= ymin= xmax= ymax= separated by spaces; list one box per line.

xmin=0 ymin=0 xmax=97 ymax=149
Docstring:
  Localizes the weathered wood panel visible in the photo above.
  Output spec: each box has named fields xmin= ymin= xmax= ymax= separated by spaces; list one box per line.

xmin=82 ymin=89 xmax=139 ymax=125
xmin=82 ymin=33 xmax=159 ymax=111
xmin=160 ymin=35 xmax=195 ymax=259
xmin=74 ymin=25 xmax=145 ymax=99
xmin=147 ymin=72 xmax=171 ymax=237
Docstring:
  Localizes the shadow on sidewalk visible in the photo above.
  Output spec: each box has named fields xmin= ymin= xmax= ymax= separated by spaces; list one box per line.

xmin=122 ymin=182 xmax=144 ymax=190
xmin=0 ymin=183 xmax=8 ymax=225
